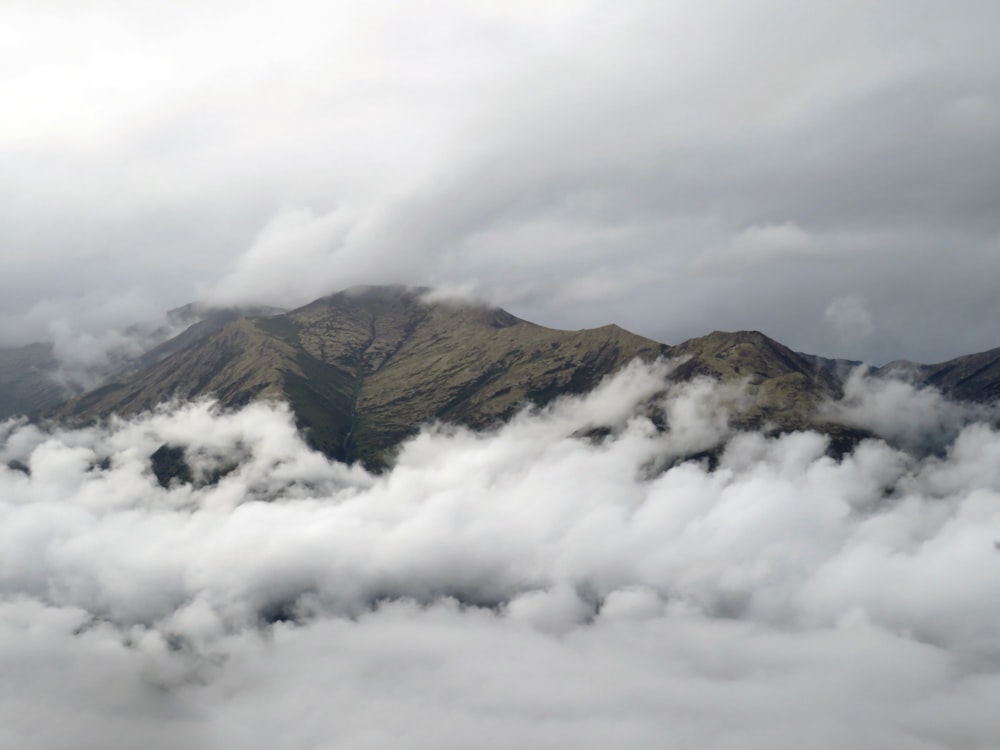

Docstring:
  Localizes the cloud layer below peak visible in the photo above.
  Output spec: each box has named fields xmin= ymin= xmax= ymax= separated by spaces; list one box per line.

xmin=1 ymin=363 xmax=998 ymax=748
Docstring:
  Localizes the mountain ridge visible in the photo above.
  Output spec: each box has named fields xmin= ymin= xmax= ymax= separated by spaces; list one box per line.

xmin=52 ymin=287 xmax=668 ymax=465
xmin=16 ymin=285 xmax=1000 ymax=469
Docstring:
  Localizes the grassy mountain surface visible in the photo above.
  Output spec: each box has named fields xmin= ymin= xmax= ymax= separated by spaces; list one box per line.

xmin=56 ymin=287 xmax=667 ymax=466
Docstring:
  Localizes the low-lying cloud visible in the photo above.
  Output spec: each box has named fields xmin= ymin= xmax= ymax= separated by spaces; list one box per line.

xmin=1 ymin=364 xmax=998 ymax=749
xmin=826 ymin=366 xmax=1000 ymax=453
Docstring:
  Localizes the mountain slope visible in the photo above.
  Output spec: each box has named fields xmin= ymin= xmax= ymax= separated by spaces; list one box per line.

xmin=126 ymin=303 xmax=285 ymax=375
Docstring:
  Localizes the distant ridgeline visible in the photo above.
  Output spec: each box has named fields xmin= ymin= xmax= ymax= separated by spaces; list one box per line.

xmin=1 ymin=285 xmax=997 ymax=479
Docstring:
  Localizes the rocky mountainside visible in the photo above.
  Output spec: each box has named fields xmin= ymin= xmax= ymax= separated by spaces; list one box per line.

xmin=46 ymin=286 xmax=877 ymax=467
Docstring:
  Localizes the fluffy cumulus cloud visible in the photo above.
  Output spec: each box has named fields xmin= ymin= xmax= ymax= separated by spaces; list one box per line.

xmin=1 ymin=364 xmax=999 ymax=748
xmin=3 ymin=1 xmax=1000 ymax=363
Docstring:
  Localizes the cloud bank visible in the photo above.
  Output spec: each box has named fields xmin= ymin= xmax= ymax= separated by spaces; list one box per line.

xmin=1 ymin=364 xmax=998 ymax=748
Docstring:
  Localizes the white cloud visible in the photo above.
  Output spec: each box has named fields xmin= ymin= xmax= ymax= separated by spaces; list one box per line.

xmin=202 ymin=207 xmax=363 ymax=308
xmin=1 ymin=363 xmax=999 ymax=747
xmin=697 ymin=221 xmax=818 ymax=272
xmin=824 ymin=367 xmax=1000 ymax=452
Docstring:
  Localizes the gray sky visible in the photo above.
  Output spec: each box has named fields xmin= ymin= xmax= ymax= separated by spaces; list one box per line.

xmin=3 ymin=0 xmax=999 ymax=364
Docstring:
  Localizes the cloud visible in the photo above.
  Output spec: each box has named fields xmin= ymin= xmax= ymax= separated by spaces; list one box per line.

xmin=824 ymin=295 xmax=874 ymax=345
xmin=3 ymin=1 xmax=1000 ymax=363
xmin=823 ymin=366 xmax=1000 ymax=453
xmin=201 ymin=206 xmax=413 ymax=309
xmin=1 ymin=363 xmax=999 ymax=747
xmin=696 ymin=221 xmax=819 ymax=272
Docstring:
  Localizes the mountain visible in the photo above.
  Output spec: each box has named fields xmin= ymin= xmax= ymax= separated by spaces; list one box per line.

xmin=42 ymin=285 xmax=1000 ymax=470
xmin=52 ymin=287 xmax=860 ymax=466
xmin=54 ymin=286 xmax=667 ymax=466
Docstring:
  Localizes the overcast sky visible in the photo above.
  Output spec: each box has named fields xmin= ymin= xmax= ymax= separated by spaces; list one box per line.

xmin=3 ymin=0 xmax=999 ymax=364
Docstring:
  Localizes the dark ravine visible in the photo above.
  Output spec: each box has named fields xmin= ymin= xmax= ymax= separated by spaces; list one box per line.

xmin=11 ymin=284 xmax=998 ymax=474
